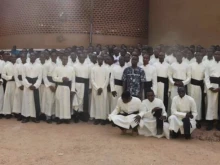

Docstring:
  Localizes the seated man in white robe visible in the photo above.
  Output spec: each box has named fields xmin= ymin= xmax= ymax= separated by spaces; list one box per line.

xmin=135 ymin=89 xmax=169 ymax=139
xmin=53 ymin=55 xmax=76 ymax=124
xmin=169 ymin=87 xmax=197 ymax=139
xmin=109 ymin=91 xmax=141 ymax=136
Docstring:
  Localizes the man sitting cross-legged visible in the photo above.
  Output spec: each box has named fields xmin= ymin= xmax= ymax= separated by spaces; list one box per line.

xmin=109 ymin=91 xmax=141 ymax=136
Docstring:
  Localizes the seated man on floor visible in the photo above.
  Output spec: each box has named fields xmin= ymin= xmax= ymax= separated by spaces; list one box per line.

xmin=134 ymin=89 xmax=170 ymax=139
xmin=108 ymin=91 xmax=141 ymax=136
xmin=168 ymin=87 xmax=197 ymax=139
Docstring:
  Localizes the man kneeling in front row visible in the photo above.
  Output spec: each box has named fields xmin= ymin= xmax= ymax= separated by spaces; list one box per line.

xmin=134 ymin=90 xmax=170 ymax=139
xmin=108 ymin=91 xmax=141 ymax=136
xmin=169 ymin=87 xmax=197 ymax=139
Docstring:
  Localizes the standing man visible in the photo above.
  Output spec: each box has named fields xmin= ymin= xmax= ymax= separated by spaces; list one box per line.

xmin=153 ymin=52 xmax=170 ymax=111
xmin=72 ymin=53 xmax=90 ymax=123
xmin=21 ymin=53 xmax=43 ymax=123
xmin=141 ymin=54 xmax=157 ymax=98
xmin=168 ymin=51 xmax=191 ymax=101
xmin=205 ymin=51 xmax=220 ymax=130
xmin=169 ymin=87 xmax=197 ymax=139
xmin=90 ymin=55 xmax=109 ymax=125
xmin=53 ymin=55 xmax=76 ymax=124
xmin=110 ymin=56 xmax=126 ymax=112
xmin=2 ymin=54 xmax=17 ymax=118
xmin=189 ymin=52 xmax=205 ymax=128
xmin=13 ymin=53 xmax=27 ymax=121
xmin=41 ymin=52 xmax=57 ymax=123
xmin=122 ymin=55 xmax=146 ymax=99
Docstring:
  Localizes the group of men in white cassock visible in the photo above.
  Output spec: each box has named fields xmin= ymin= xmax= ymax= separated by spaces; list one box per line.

xmin=0 ymin=44 xmax=219 ymax=140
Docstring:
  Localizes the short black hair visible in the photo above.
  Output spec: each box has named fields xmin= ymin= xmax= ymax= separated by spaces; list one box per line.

xmin=121 ymin=91 xmax=131 ymax=100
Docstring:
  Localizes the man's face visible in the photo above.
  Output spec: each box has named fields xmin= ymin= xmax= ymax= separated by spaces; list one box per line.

xmin=176 ymin=52 xmax=183 ymax=63
xmin=51 ymin=52 xmax=57 ymax=62
xmin=143 ymin=55 xmax=150 ymax=64
xmin=147 ymin=92 xmax=155 ymax=102
xmin=78 ymin=54 xmax=86 ymax=64
xmin=20 ymin=53 xmax=27 ymax=64
xmin=131 ymin=56 xmax=138 ymax=66
xmin=207 ymin=48 xmax=214 ymax=57
xmin=119 ymin=57 xmax=125 ymax=66
xmin=40 ymin=54 xmax=45 ymax=64
xmin=195 ymin=53 xmax=202 ymax=63
xmin=62 ymin=56 xmax=68 ymax=65
xmin=97 ymin=56 xmax=103 ymax=65
xmin=30 ymin=53 xmax=36 ymax=63
xmin=10 ymin=55 xmax=17 ymax=64
xmin=71 ymin=53 xmax=77 ymax=62
xmin=158 ymin=52 xmax=165 ymax=61
xmin=214 ymin=51 xmax=220 ymax=62
xmin=178 ymin=88 xmax=186 ymax=98
xmin=122 ymin=97 xmax=130 ymax=104
xmin=124 ymin=54 xmax=130 ymax=63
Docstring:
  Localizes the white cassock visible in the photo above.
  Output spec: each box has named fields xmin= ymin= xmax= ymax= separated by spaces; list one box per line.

xmin=90 ymin=64 xmax=109 ymax=120
xmin=39 ymin=63 xmax=47 ymax=108
xmin=73 ymin=62 xmax=90 ymax=112
xmin=110 ymin=64 xmax=126 ymax=112
xmin=88 ymin=63 xmax=97 ymax=113
xmin=109 ymin=97 xmax=141 ymax=129
xmin=138 ymin=98 xmax=169 ymax=139
xmin=169 ymin=95 xmax=197 ymax=134
xmin=12 ymin=63 xmax=24 ymax=114
xmin=168 ymin=61 xmax=191 ymax=100
xmin=165 ymin=54 xmax=176 ymax=65
xmin=41 ymin=61 xmax=56 ymax=117
xmin=153 ymin=61 xmax=170 ymax=107
xmin=202 ymin=56 xmax=214 ymax=67
xmin=53 ymin=64 xmax=75 ymax=119
xmin=2 ymin=62 xmax=16 ymax=115
xmin=141 ymin=64 xmax=157 ymax=96
xmin=22 ymin=62 xmax=43 ymax=118
xmin=205 ymin=60 xmax=220 ymax=120
xmin=0 ymin=60 xmax=5 ymax=114
xmin=189 ymin=62 xmax=205 ymax=120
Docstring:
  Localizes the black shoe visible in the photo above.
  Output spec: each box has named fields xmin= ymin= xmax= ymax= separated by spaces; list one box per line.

xmin=5 ymin=114 xmax=12 ymax=119
xmin=46 ymin=119 xmax=52 ymax=124
xmin=17 ymin=114 xmax=22 ymax=121
xmin=56 ymin=119 xmax=62 ymax=125
xmin=32 ymin=118 xmax=40 ymax=123
xmin=184 ymin=134 xmax=191 ymax=140
xmin=101 ymin=120 xmax=106 ymax=125
xmin=64 ymin=119 xmax=70 ymax=124
xmin=196 ymin=122 xmax=201 ymax=129
xmin=206 ymin=122 xmax=214 ymax=131
xmin=170 ymin=131 xmax=179 ymax=139
xmin=73 ymin=117 xmax=79 ymax=123
xmin=0 ymin=114 xmax=4 ymax=119
xmin=94 ymin=119 xmax=101 ymax=125
xmin=22 ymin=118 xmax=29 ymax=123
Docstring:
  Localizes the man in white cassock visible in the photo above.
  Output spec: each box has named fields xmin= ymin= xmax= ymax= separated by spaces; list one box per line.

xmin=205 ymin=51 xmax=220 ymax=130
xmin=53 ymin=55 xmax=75 ymax=124
xmin=189 ymin=52 xmax=205 ymax=128
xmin=149 ymin=47 xmax=159 ymax=65
xmin=141 ymin=54 xmax=157 ymax=98
xmin=2 ymin=55 xmax=17 ymax=118
xmin=135 ymin=89 xmax=169 ymax=139
xmin=72 ymin=53 xmax=90 ymax=123
xmin=21 ymin=52 xmax=43 ymax=123
xmin=41 ymin=52 xmax=57 ymax=123
xmin=110 ymin=56 xmax=126 ymax=113
xmin=12 ymin=53 xmax=26 ymax=121
xmin=90 ymin=55 xmax=109 ymax=125
xmin=109 ymin=91 xmax=141 ymax=136
xmin=168 ymin=51 xmax=191 ymax=103
xmin=153 ymin=52 xmax=170 ymax=111
xmin=169 ymin=87 xmax=197 ymax=139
